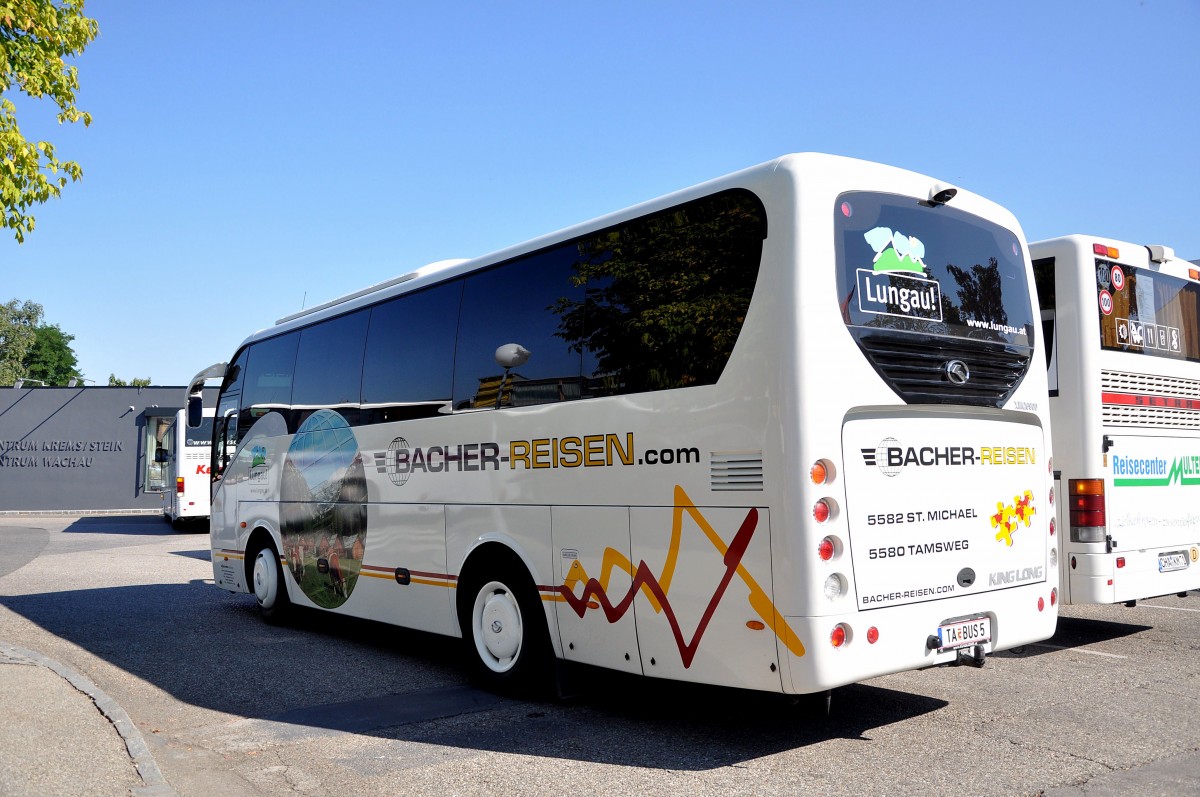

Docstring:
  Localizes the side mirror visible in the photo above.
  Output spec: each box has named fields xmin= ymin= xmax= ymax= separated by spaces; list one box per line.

xmin=154 ymin=448 xmax=169 ymax=464
xmin=186 ymin=395 xmax=204 ymax=428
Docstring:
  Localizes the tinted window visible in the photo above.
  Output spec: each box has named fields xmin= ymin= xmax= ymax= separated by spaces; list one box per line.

xmin=291 ymin=309 xmax=369 ymax=409
xmin=558 ymin=189 xmax=767 ymax=396
xmin=240 ymin=332 xmax=299 ymax=428
xmin=835 ymin=192 xmax=1035 ymax=348
xmin=454 ymin=248 xmax=585 ymax=409
xmin=362 ymin=281 xmax=462 ymax=421
xmin=1098 ymin=261 xmax=1200 ymax=361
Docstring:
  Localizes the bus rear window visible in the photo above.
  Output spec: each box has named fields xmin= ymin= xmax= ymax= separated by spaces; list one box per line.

xmin=1097 ymin=261 xmax=1200 ymax=361
xmin=835 ymin=192 xmax=1035 ymax=348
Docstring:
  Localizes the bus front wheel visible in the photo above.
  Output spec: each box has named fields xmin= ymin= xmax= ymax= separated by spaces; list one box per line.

xmin=458 ymin=563 xmax=550 ymax=694
xmin=252 ymin=544 xmax=291 ymax=624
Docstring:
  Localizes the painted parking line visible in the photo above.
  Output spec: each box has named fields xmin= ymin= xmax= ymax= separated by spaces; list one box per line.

xmin=1137 ymin=602 xmax=1200 ymax=614
xmin=1029 ymin=643 xmax=1127 ymax=659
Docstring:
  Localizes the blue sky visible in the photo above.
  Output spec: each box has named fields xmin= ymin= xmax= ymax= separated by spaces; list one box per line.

xmin=4 ymin=0 xmax=1199 ymax=387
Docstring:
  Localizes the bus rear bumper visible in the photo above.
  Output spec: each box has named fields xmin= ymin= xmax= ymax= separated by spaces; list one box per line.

xmin=777 ymin=584 xmax=1058 ymax=695
xmin=1066 ymin=545 xmax=1200 ymax=605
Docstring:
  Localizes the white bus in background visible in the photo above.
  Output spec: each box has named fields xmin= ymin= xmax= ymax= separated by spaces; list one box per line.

xmin=161 ymin=407 xmax=215 ymax=531
xmin=189 ymin=153 xmax=1058 ymax=697
xmin=1032 ymin=236 xmax=1200 ymax=605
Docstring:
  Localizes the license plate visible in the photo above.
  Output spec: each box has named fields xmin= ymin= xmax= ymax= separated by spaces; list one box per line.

xmin=937 ymin=617 xmax=991 ymax=652
xmin=1158 ymin=551 xmax=1189 ymax=573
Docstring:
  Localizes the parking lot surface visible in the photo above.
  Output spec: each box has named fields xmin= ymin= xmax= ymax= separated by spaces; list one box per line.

xmin=1 ymin=515 xmax=1197 ymax=796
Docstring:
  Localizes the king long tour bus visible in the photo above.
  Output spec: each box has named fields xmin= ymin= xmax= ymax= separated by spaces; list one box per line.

xmin=1031 ymin=235 xmax=1200 ymax=606
xmin=189 ymin=153 xmax=1058 ymax=696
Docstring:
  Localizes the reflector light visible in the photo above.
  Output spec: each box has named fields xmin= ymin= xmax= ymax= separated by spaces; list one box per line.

xmin=1049 ymin=517 xmax=1056 ymax=536
xmin=810 ymin=460 xmax=829 ymax=485
xmin=830 ymin=623 xmax=849 ymax=648
xmin=813 ymin=499 xmax=832 ymax=523
xmin=176 ymin=477 xmax=185 ymax=494
xmin=1051 ymin=588 xmax=1058 ymax=607
xmin=818 ymin=536 xmax=835 ymax=561
xmin=1116 ymin=557 xmax=1126 ymax=568
xmin=1038 ymin=597 xmax=1045 ymax=612
xmin=824 ymin=573 xmax=847 ymax=601
xmin=866 ymin=627 xmax=879 ymax=644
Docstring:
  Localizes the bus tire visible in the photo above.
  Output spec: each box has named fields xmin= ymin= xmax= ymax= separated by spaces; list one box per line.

xmin=458 ymin=558 xmax=551 ymax=695
xmin=251 ymin=543 xmax=291 ymax=624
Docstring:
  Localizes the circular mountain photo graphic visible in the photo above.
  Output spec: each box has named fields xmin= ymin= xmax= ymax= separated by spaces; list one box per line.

xmin=279 ymin=410 xmax=367 ymax=609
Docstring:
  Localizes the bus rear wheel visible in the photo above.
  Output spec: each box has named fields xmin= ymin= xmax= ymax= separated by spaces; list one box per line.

xmin=252 ymin=544 xmax=291 ymax=624
xmin=458 ymin=563 xmax=550 ymax=694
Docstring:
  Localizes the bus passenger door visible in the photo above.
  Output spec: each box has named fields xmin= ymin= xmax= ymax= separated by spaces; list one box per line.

xmin=630 ymin=503 xmax=781 ymax=692
xmin=552 ymin=506 xmax=642 ymax=674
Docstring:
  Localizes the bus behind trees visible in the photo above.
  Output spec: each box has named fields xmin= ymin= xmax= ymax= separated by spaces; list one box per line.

xmin=190 ymin=153 xmax=1058 ymax=695
xmin=1032 ymin=235 xmax=1200 ymax=605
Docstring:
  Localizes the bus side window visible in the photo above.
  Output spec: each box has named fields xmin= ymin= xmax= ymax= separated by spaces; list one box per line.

xmin=453 ymin=247 xmax=584 ymax=410
xmin=361 ymin=280 xmax=462 ymax=422
xmin=292 ymin=309 xmax=369 ymax=425
xmin=239 ymin=333 xmax=300 ymax=434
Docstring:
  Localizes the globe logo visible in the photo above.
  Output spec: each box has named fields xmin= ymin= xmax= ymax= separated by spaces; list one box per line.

xmin=387 ymin=436 xmax=411 ymax=486
xmin=876 ymin=437 xmax=901 ymax=477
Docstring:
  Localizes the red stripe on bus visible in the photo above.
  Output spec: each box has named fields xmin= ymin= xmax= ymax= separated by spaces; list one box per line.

xmin=1101 ymin=391 xmax=1200 ymax=411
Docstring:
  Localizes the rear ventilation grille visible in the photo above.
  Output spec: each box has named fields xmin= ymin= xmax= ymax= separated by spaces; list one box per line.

xmin=853 ymin=331 xmax=1032 ymax=407
xmin=711 ymin=451 xmax=764 ymax=491
xmin=1101 ymin=369 xmax=1200 ymax=429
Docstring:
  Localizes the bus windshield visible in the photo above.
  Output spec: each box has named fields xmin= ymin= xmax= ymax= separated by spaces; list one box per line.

xmin=1097 ymin=261 xmax=1200 ymax=361
xmin=836 ymin=192 xmax=1035 ymax=348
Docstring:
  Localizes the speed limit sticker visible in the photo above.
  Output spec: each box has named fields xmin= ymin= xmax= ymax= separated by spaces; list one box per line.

xmin=1099 ymin=290 xmax=1113 ymax=315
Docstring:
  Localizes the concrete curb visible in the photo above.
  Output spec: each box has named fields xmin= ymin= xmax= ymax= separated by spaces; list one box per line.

xmin=0 ymin=642 xmax=177 ymax=797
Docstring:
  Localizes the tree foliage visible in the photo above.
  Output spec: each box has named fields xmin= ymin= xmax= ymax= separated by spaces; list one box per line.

xmin=0 ymin=296 xmax=41 ymax=383
xmin=108 ymin=374 xmax=151 ymax=387
xmin=1 ymin=0 xmax=99 ymax=243
xmin=24 ymin=321 xmax=78 ymax=383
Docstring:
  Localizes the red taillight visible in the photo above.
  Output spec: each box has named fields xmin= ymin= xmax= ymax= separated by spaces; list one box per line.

xmin=817 ymin=537 xmax=835 ymax=561
xmin=1116 ymin=557 xmax=1126 ymax=568
xmin=1049 ymin=517 xmax=1056 ymax=536
xmin=1038 ymin=597 xmax=1045 ymax=612
xmin=830 ymin=624 xmax=848 ymax=648
xmin=1068 ymin=479 xmax=1106 ymax=527
xmin=813 ymin=499 xmax=832 ymax=523
xmin=176 ymin=477 xmax=185 ymax=494
xmin=1051 ymin=588 xmax=1058 ymax=607
xmin=866 ymin=626 xmax=879 ymax=644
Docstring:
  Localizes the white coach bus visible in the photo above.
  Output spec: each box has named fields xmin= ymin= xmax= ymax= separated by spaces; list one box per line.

xmin=188 ymin=153 xmax=1057 ymax=695
xmin=160 ymin=407 xmax=216 ymax=530
xmin=1031 ymin=235 xmax=1200 ymax=605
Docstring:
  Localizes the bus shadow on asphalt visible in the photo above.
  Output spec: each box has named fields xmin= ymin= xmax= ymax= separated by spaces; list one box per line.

xmin=992 ymin=615 xmax=1150 ymax=659
xmin=0 ymin=583 xmax=945 ymax=769
xmin=63 ymin=515 xmax=189 ymax=536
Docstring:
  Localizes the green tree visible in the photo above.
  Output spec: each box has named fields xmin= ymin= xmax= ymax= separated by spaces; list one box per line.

xmin=23 ymin=321 xmax=78 ymax=383
xmin=1 ymin=0 xmax=99 ymax=243
xmin=0 ymin=296 xmax=41 ymax=383
xmin=108 ymin=374 xmax=151 ymax=387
